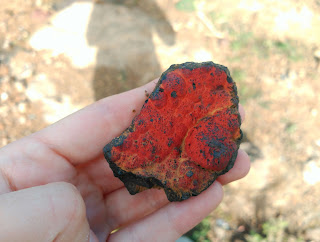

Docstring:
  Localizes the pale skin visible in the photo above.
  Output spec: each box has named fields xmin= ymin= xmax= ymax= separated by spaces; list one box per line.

xmin=0 ymin=80 xmax=250 ymax=242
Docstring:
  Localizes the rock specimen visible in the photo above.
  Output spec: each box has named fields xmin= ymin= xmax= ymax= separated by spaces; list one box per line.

xmin=104 ymin=61 xmax=242 ymax=201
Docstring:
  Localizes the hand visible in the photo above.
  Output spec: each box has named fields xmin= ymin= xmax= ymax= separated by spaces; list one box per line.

xmin=0 ymin=80 xmax=250 ymax=242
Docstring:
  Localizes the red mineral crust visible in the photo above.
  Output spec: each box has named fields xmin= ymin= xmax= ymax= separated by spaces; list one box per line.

xmin=104 ymin=61 xmax=242 ymax=201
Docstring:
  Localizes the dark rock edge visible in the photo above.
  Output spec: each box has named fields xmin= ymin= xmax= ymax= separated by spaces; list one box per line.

xmin=103 ymin=61 xmax=243 ymax=202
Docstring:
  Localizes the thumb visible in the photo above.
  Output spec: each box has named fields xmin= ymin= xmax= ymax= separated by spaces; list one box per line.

xmin=0 ymin=182 xmax=98 ymax=242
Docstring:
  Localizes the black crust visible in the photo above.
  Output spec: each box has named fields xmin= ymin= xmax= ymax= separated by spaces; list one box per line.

xmin=103 ymin=61 xmax=242 ymax=202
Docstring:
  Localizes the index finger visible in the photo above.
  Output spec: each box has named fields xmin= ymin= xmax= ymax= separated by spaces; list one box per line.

xmin=32 ymin=80 xmax=158 ymax=164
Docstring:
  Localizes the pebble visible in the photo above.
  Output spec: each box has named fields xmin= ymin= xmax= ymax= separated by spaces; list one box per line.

xmin=19 ymin=67 xmax=33 ymax=80
xmin=18 ymin=116 xmax=26 ymax=124
xmin=314 ymin=49 xmax=320 ymax=59
xmin=303 ymin=160 xmax=320 ymax=185
xmin=14 ymin=82 xmax=25 ymax=92
xmin=2 ymin=38 xmax=11 ymax=50
xmin=0 ymin=92 xmax=9 ymax=102
xmin=35 ymin=0 xmax=43 ymax=7
xmin=18 ymin=103 xmax=26 ymax=113
xmin=216 ymin=218 xmax=232 ymax=230
xmin=311 ymin=109 xmax=318 ymax=117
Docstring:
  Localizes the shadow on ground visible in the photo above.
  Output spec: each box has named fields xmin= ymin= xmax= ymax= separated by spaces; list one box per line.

xmin=86 ymin=0 xmax=175 ymax=100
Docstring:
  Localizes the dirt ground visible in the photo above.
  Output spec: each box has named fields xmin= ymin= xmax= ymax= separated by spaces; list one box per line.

xmin=1 ymin=0 xmax=320 ymax=241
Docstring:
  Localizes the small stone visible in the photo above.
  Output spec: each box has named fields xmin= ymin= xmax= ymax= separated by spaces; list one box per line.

xmin=311 ymin=109 xmax=318 ymax=117
xmin=14 ymin=82 xmax=25 ymax=92
xmin=18 ymin=103 xmax=26 ymax=113
xmin=303 ymin=161 xmax=320 ymax=185
xmin=314 ymin=49 xmax=320 ymax=59
xmin=0 ymin=92 xmax=9 ymax=102
xmin=19 ymin=67 xmax=33 ymax=80
xmin=35 ymin=0 xmax=42 ymax=7
xmin=18 ymin=116 xmax=26 ymax=124
xmin=2 ymin=38 xmax=11 ymax=50
xmin=216 ymin=218 xmax=231 ymax=230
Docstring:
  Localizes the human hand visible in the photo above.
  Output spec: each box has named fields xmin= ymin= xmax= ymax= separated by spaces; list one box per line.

xmin=0 ymin=80 xmax=250 ymax=242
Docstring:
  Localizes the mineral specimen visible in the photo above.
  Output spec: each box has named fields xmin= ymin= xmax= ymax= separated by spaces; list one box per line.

xmin=104 ymin=61 xmax=242 ymax=201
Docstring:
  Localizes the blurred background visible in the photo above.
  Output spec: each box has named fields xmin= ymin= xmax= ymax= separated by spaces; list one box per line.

xmin=1 ymin=0 xmax=320 ymax=241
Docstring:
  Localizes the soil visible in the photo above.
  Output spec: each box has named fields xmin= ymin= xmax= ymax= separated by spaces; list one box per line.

xmin=1 ymin=0 xmax=320 ymax=241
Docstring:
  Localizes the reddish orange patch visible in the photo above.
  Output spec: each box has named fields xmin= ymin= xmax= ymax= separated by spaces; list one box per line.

xmin=104 ymin=62 xmax=242 ymax=201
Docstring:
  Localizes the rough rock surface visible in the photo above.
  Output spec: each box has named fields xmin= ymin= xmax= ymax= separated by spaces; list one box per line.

xmin=104 ymin=61 xmax=242 ymax=201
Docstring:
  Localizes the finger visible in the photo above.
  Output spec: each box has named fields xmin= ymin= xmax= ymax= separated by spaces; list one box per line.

xmin=105 ymin=187 xmax=169 ymax=231
xmin=0 ymin=142 xmax=121 ymax=195
xmin=0 ymin=182 xmax=97 ymax=242
xmin=32 ymin=80 xmax=158 ymax=164
xmin=102 ymin=149 xmax=249 ymax=230
xmin=217 ymin=149 xmax=250 ymax=185
xmin=108 ymin=182 xmax=223 ymax=242
xmin=76 ymin=156 xmax=124 ymax=194
xmin=0 ymin=139 xmax=77 ymax=194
